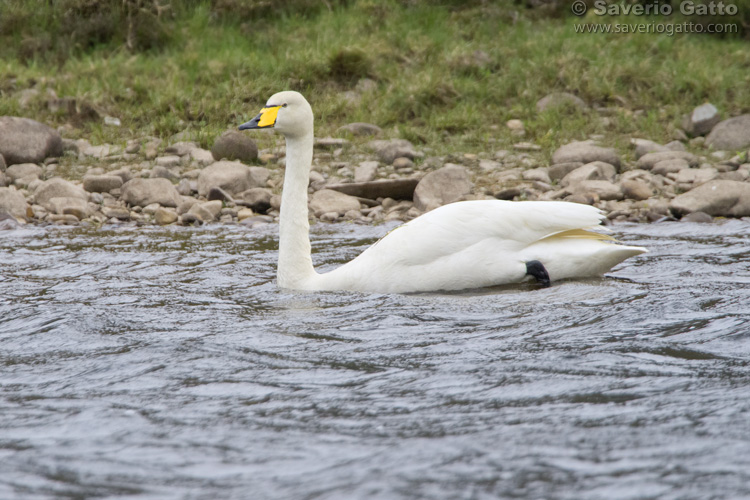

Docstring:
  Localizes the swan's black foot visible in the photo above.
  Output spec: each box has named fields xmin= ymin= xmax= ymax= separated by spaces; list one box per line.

xmin=525 ymin=260 xmax=551 ymax=288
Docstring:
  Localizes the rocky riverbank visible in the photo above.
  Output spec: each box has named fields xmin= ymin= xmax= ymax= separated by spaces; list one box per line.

xmin=2 ymin=103 xmax=750 ymax=230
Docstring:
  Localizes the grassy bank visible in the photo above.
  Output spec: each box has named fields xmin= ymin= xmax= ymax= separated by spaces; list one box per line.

xmin=1 ymin=0 xmax=749 ymax=160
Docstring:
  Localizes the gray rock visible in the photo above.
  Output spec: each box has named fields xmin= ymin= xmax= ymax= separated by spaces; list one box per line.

xmin=0 ymin=187 xmax=28 ymax=220
xmin=315 ymin=137 xmax=350 ymax=149
xmin=670 ymin=180 xmax=750 ymax=217
xmin=621 ymin=180 xmax=654 ymax=201
xmin=338 ymin=122 xmax=382 ymax=136
xmin=309 ymin=189 xmax=361 ymax=217
xmin=567 ymin=180 xmax=623 ymax=201
xmin=705 ymin=114 xmax=750 ymax=150
xmin=327 ymin=179 xmax=420 ymax=201
xmin=0 ymin=170 xmax=6 ymax=187
xmin=681 ymin=211 xmax=713 ymax=223
xmin=494 ymin=187 xmax=521 ymax=200
xmin=189 ymin=147 xmax=215 ymax=166
xmin=177 ymin=198 xmax=199 ymax=215
xmin=665 ymin=140 xmax=687 ymax=152
xmin=0 ymin=210 xmax=21 ymax=230
xmin=155 ymin=207 xmax=178 ymax=225
xmin=0 ymin=117 xmax=63 ymax=166
xmin=6 ymin=163 xmax=43 ymax=183
xmin=478 ymin=159 xmax=502 ymax=172
xmin=0 ymin=153 xmax=5 ymax=171
xmin=150 ymin=165 xmax=179 ymax=181
xmin=207 ymin=187 xmax=233 ymax=202
xmin=354 ymin=161 xmax=379 ymax=183
xmin=683 ymin=103 xmax=720 ymax=137
xmin=155 ymin=155 xmax=181 ymax=168
xmin=197 ymin=161 xmax=269 ymax=197
xmin=560 ymin=161 xmax=616 ymax=187
xmin=33 ymin=177 xmax=88 ymax=211
xmin=188 ymin=200 xmax=222 ymax=222
xmin=522 ymin=167 xmax=551 ymax=184
xmin=49 ymin=197 xmax=90 ymax=219
xmin=548 ymin=162 xmax=584 ymax=182
xmin=631 ymin=138 xmax=669 ymax=160
xmin=413 ymin=164 xmax=473 ymax=212
xmin=367 ymin=139 xmax=418 ymax=164
xmin=102 ymin=206 xmax=131 ymax=220
xmin=165 ymin=142 xmax=198 ymax=156
xmin=637 ymin=151 xmax=699 ymax=170
xmin=110 ymin=168 xmax=133 ymax=184
xmin=121 ymin=178 xmax=182 ymax=208
xmin=238 ymin=187 xmax=273 ymax=213
xmin=652 ymin=158 xmax=690 ymax=176
xmin=83 ymin=174 xmax=123 ymax=193
xmin=551 ymin=141 xmax=621 ymax=170
xmin=536 ymin=92 xmax=587 ymax=112
xmin=392 ymin=157 xmax=414 ymax=170
xmin=668 ymin=168 xmax=717 ymax=186
xmin=211 ymin=130 xmax=258 ymax=162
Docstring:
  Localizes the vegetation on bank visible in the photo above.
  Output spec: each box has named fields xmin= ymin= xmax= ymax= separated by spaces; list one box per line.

xmin=1 ymin=0 xmax=749 ymax=159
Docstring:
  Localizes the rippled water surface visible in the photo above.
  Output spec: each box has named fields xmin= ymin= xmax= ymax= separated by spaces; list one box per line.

xmin=1 ymin=220 xmax=749 ymax=500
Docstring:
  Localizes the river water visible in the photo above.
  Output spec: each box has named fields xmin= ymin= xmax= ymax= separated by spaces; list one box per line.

xmin=1 ymin=219 xmax=749 ymax=500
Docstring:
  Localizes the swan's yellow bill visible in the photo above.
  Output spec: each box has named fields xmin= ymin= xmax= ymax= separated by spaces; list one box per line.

xmin=257 ymin=106 xmax=281 ymax=128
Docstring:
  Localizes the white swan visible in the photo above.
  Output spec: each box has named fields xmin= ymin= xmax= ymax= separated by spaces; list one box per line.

xmin=239 ymin=91 xmax=646 ymax=293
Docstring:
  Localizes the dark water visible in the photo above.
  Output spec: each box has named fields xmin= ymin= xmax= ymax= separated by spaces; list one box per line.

xmin=1 ymin=219 xmax=749 ymax=500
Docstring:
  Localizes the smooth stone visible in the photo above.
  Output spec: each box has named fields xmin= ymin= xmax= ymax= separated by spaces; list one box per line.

xmin=0 ymin=187 xmax=29 ymax=221
xmin=211 ymin=130 xmax=258 ymax=162
xmin=238 ymin=187 xmax=273 ymax=213
xmin=188 ymin=200 xmax=222 ymax=222
xmin=705 ymin=114 xmax=750 ymax=150
xmin=110 ymin=168 xmax=133 ymax=183
xmin=239 ymin=215 xmax=274 ymax=228
xmin=47 ymin=214 xmax=80 ymax=224
xmin=670 ymin=180 xmax=750 ymax=217
xmin=652 ymin=158 xmax=690 ymax=176
xmin=177 ymin=198 xmax=199 ymax=215
xmin=154 ymin=207 xmax=178 ymax=225
xmin=631 ymin=138 xmax=669 ymax=160
xmin=637 ymin=151 xmax=699 ymax=170
xmin=548 ymin=162 xmax=584 ymax=182
xmin=155 ymin=155 xmax=181 ymax=168
xmin=237 ymin=208 xmax=255 ymax=221
xmin=0 ymin=170 xmax=6 ymax=188
xmin=668 ymin=168 xmax=718 ymax=185
xmin=0 ymin=211 xmax=21 ymax=229
xmin=315 ymin=137 xmax=350 ymax=149
xmin=551 ymin=141 xmax=621 ymax=170
xmin=101 ymin=206 xmax=131 ymax=220
xmin=6 ymin=163 xmax=43 ymax=182
xmin=83 ymin=175 xmax=123 ymax=193
xmin=207 ymin=187 xmax=233 ymax=202
xmin=197 ymin=161 xmax=269 ymax=197
xmin=560 ymin=161 xmax=617 ymax=187
xmin=536 ymin=92 xmax=587 ymax=112
xmin=681 ymin=211 xmax=713 ymax=223
xmin=413 ymin=164 xmax=473 ymax=212
xmin=33 ymin=177 xmax=88 ymax=211
xmin=165 ymin=142 xmax=198 ymax=156
xmin=49 ymin=196 xmax=89 ymax=219
xmin=367 ymin=139 xmax=418 ymax=164
xmin=354 ymin=161 xmax=379 ymax=183
xmin=180 ymin=213 xmax=203 ymax=225
xmin=478 ymin=159 xmax=502 ymax=172
xmin=0 ymin=117 xmax=63 ymax=165
xmin=327 ymin=179 xmax=419 ymax=201
xmin=392 ymin=157 xmax=414 ymax=170
xmin=522 ymin=167 xmax=551 ymax=184
xmin=567 ymin=180 xmax=623 ymax=201
xmin=189 ymin=147 xmax=215 ymax=166
xmin=621 ymin=180 xmax=654 ymax=201
xmin=309 ymin=189 xmax=361 ymax=217
xmin=337 ymin=122 xmax=382 ymax=136
xmin=683 ymin=103 xmax=721 ymax=136
xmin=494 ymin=187 xmax=521 ymax=200
xmin=120 ymin=178 xmax=182 ymax=208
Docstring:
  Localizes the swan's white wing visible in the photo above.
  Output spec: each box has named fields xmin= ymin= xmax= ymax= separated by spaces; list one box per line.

xmin=315 ymin=200 xmax=629 ymax=292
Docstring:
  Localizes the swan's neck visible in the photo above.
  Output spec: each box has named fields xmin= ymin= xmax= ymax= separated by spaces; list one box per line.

xmin=277 ymin=132 xmax=317 ymax=288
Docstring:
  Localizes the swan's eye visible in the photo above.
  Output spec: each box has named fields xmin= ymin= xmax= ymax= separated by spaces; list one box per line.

xmin=282 ymin=103 xmax=288 ymax=108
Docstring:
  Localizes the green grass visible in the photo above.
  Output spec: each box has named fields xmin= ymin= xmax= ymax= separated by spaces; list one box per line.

xmin=1 ymin=0 xmax=749 ymax=162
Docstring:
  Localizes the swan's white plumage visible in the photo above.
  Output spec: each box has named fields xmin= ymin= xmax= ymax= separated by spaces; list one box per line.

xmin=240 ymin=91 xmax=646 ymax=293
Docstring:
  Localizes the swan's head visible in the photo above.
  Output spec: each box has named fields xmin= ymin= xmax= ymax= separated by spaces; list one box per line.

xmin=238 ymin=91 xmax=313 ymax=138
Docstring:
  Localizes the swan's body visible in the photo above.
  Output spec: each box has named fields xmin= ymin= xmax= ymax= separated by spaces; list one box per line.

xmin=239 ymin=91 xmax=646 ymax=293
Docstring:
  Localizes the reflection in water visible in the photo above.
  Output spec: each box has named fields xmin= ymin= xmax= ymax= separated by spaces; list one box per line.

xmin=1 ymin=220 xmax=749 ymax=499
